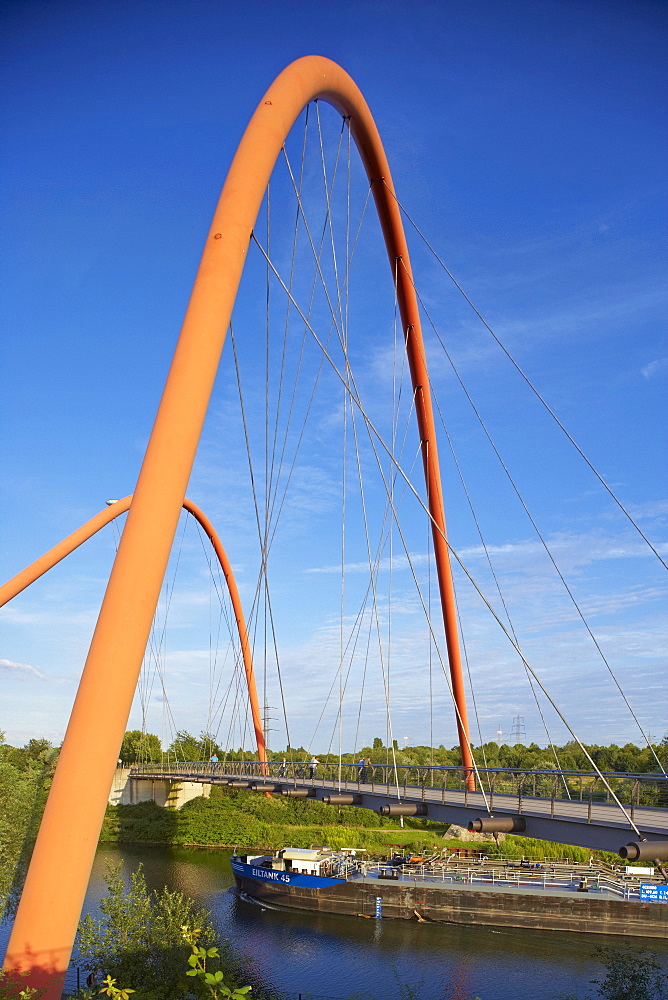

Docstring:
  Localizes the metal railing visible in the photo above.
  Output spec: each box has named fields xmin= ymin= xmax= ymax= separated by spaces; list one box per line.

xmin=129 ymin=760 xmax=668 ymax=816
xmin=355 ymin=857 xmax=646 ymax=899
xmin=357 ymin=862 xmax=641 ymax=899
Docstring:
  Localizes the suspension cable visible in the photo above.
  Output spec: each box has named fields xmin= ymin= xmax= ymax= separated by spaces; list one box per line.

xmin=383 ymin=181 xmax=667 ymax=573
xmin=403 ymin=265 xmax=666 ymax=777
xmin=253 ymin=232 xmax=658 ymax=827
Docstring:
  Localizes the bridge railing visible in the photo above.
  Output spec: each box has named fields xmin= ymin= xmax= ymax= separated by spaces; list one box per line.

xmin=128 ymin=760 xmax=667 ymax=813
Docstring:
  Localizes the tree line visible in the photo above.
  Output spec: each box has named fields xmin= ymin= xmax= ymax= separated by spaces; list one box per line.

xmin=116 ymin=728 xmax=668 ymax=774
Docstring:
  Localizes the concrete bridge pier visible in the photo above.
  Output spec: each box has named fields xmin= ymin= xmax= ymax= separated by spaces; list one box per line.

xmin=109 ymin=767 xmax=210 ymax=808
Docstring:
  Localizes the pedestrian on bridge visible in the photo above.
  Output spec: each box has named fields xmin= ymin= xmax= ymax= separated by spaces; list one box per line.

xmin=309 ymin=756 xmax=319 ymax=779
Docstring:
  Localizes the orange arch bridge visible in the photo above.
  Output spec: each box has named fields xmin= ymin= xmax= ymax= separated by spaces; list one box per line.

xmin=0 ymin=494 xmax=268 ymax=769
xmin=4 ymin=56 xmax=473 ymax=997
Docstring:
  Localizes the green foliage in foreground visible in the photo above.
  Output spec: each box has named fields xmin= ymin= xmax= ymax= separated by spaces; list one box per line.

xmin=75 ymin=865 xmax=245 ymax=1000
xmin=0 ymin=969 xmax=47 ymax=999
xmin=0 ymin=733 xmax=59 ymax=917
xmin=182 ymin=928 xmax=251 ymax=1000
xmin=558 ymin=945 xmax=668 ymax=1000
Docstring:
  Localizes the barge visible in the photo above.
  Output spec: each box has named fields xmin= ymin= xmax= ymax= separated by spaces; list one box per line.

xmin=231 ymin=847 xmax=668 ymax=938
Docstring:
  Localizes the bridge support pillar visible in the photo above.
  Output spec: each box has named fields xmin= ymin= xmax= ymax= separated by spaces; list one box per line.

xmin=108 ymin=767 xmax=132 ymax=806
xmin=108 ymin=770 xmax=211 ymax=808
xmin=165 ymin=781 xmax=211 ymax=809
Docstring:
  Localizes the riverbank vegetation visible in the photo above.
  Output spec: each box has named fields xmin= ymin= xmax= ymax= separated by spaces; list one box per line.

xmin=0 ymin=732 xmax=58 ymax=917
xmin=75 ymin=865 xmax=248 ymax=1000
xmin=101 ymin=786 xmax=614 ymax=864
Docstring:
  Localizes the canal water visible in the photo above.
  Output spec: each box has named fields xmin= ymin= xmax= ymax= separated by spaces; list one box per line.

xmin=3 ymin=844 xmax=668 ymax=999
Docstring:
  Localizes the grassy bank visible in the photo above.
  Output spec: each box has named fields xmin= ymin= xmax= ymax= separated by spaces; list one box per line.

xmin=101 ymin=787 xmax=615 ymax=863
xmin=101 ymin=787 xmax=449 ymax=853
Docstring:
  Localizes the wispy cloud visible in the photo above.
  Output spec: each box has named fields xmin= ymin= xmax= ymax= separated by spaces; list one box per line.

xmin=641 ymin=358 xmax=668 ymax=380
xmin=305 ymin=553 xmax=429 ymax=575
xmin=458 ymin=531 xmax=668 ymax=567
xmin=0 ymin=606 xmax=99 ymax=628
xmin=306 ymin=528 xmax=667 ymax=579
xmin=0 ymin=657 xmax=46 ymax=680
xmin=624 ymin=499 xmax=668 ymax=521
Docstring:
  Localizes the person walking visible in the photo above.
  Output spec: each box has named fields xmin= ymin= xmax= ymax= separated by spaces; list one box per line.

xmin=309 ymin=756 xmax=319 ymax=779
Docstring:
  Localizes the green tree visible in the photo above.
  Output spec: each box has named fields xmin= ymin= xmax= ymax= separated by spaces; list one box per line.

xmin=168 ymin=731 xmax=206 ymax=762
xmin=0 ymin=737 xmax=58 ymax=916
xmin=76 ymin=865 xmax=236 ymax=1000
xmin=119 ymin=731 xmax=161 ymax=765
xmin=197 ymin=732 xmax=222 ymax=761
xmin=558 ymin=945 xmax=668 ymax=1000
xmin=591 ymin=945 xmax=667 ymax=1000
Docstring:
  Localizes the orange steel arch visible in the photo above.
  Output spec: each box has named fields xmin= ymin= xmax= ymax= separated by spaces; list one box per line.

xmin=4 ymin=56 xmax=473 ymax=997
xmin=0 ymin=495 xmax=268 ymax=769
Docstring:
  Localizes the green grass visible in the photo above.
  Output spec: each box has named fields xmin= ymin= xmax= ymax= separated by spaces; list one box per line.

xmin=100 ymin=787 xmax=622 ymax=864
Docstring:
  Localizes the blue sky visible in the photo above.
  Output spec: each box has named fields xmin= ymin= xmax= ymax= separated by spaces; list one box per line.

xmin=1 ymin=0 xmax=666 ymax=754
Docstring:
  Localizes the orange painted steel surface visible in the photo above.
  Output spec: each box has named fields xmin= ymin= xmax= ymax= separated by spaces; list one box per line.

xmin=3 ymin=56 xmax=472 ymax=997
xmin=0 ymin=500 xmax=131 ymax=609
xmin=0 ymin=496 xmax=267 ymax=768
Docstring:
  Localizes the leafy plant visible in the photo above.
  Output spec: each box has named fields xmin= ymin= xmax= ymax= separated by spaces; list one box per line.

xmin=99 ymin=975 xmax=136 ymax=1000
xmin=557 ymin=944 xmax=668 ymax=999
xmin=0 ymin=969 xmax=47 ymax=999
xmin=591 ymin=945 xmax=668 ymax=1000
xmin=75 ymin=864 xmax=234 ymax=1000
xmin=182 ymin=928 xmax=251 ymax=999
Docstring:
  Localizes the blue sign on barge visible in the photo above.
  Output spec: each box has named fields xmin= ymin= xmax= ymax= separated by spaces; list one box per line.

xmin=231 ymin=849 xmax=346 ymax=889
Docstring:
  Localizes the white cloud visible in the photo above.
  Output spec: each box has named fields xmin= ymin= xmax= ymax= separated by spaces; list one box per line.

xmin=305 ymin=528 xmax=668 ymax=580
xmin=306 ymin=552 xmax=429 ymax=575
xmin=623 ymin=499 xmax=668 ymax=521
xmin=0 ymin=657 xmax=47 ymax=680
xmin=641 ymin=358 xmax=668 ymax=380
